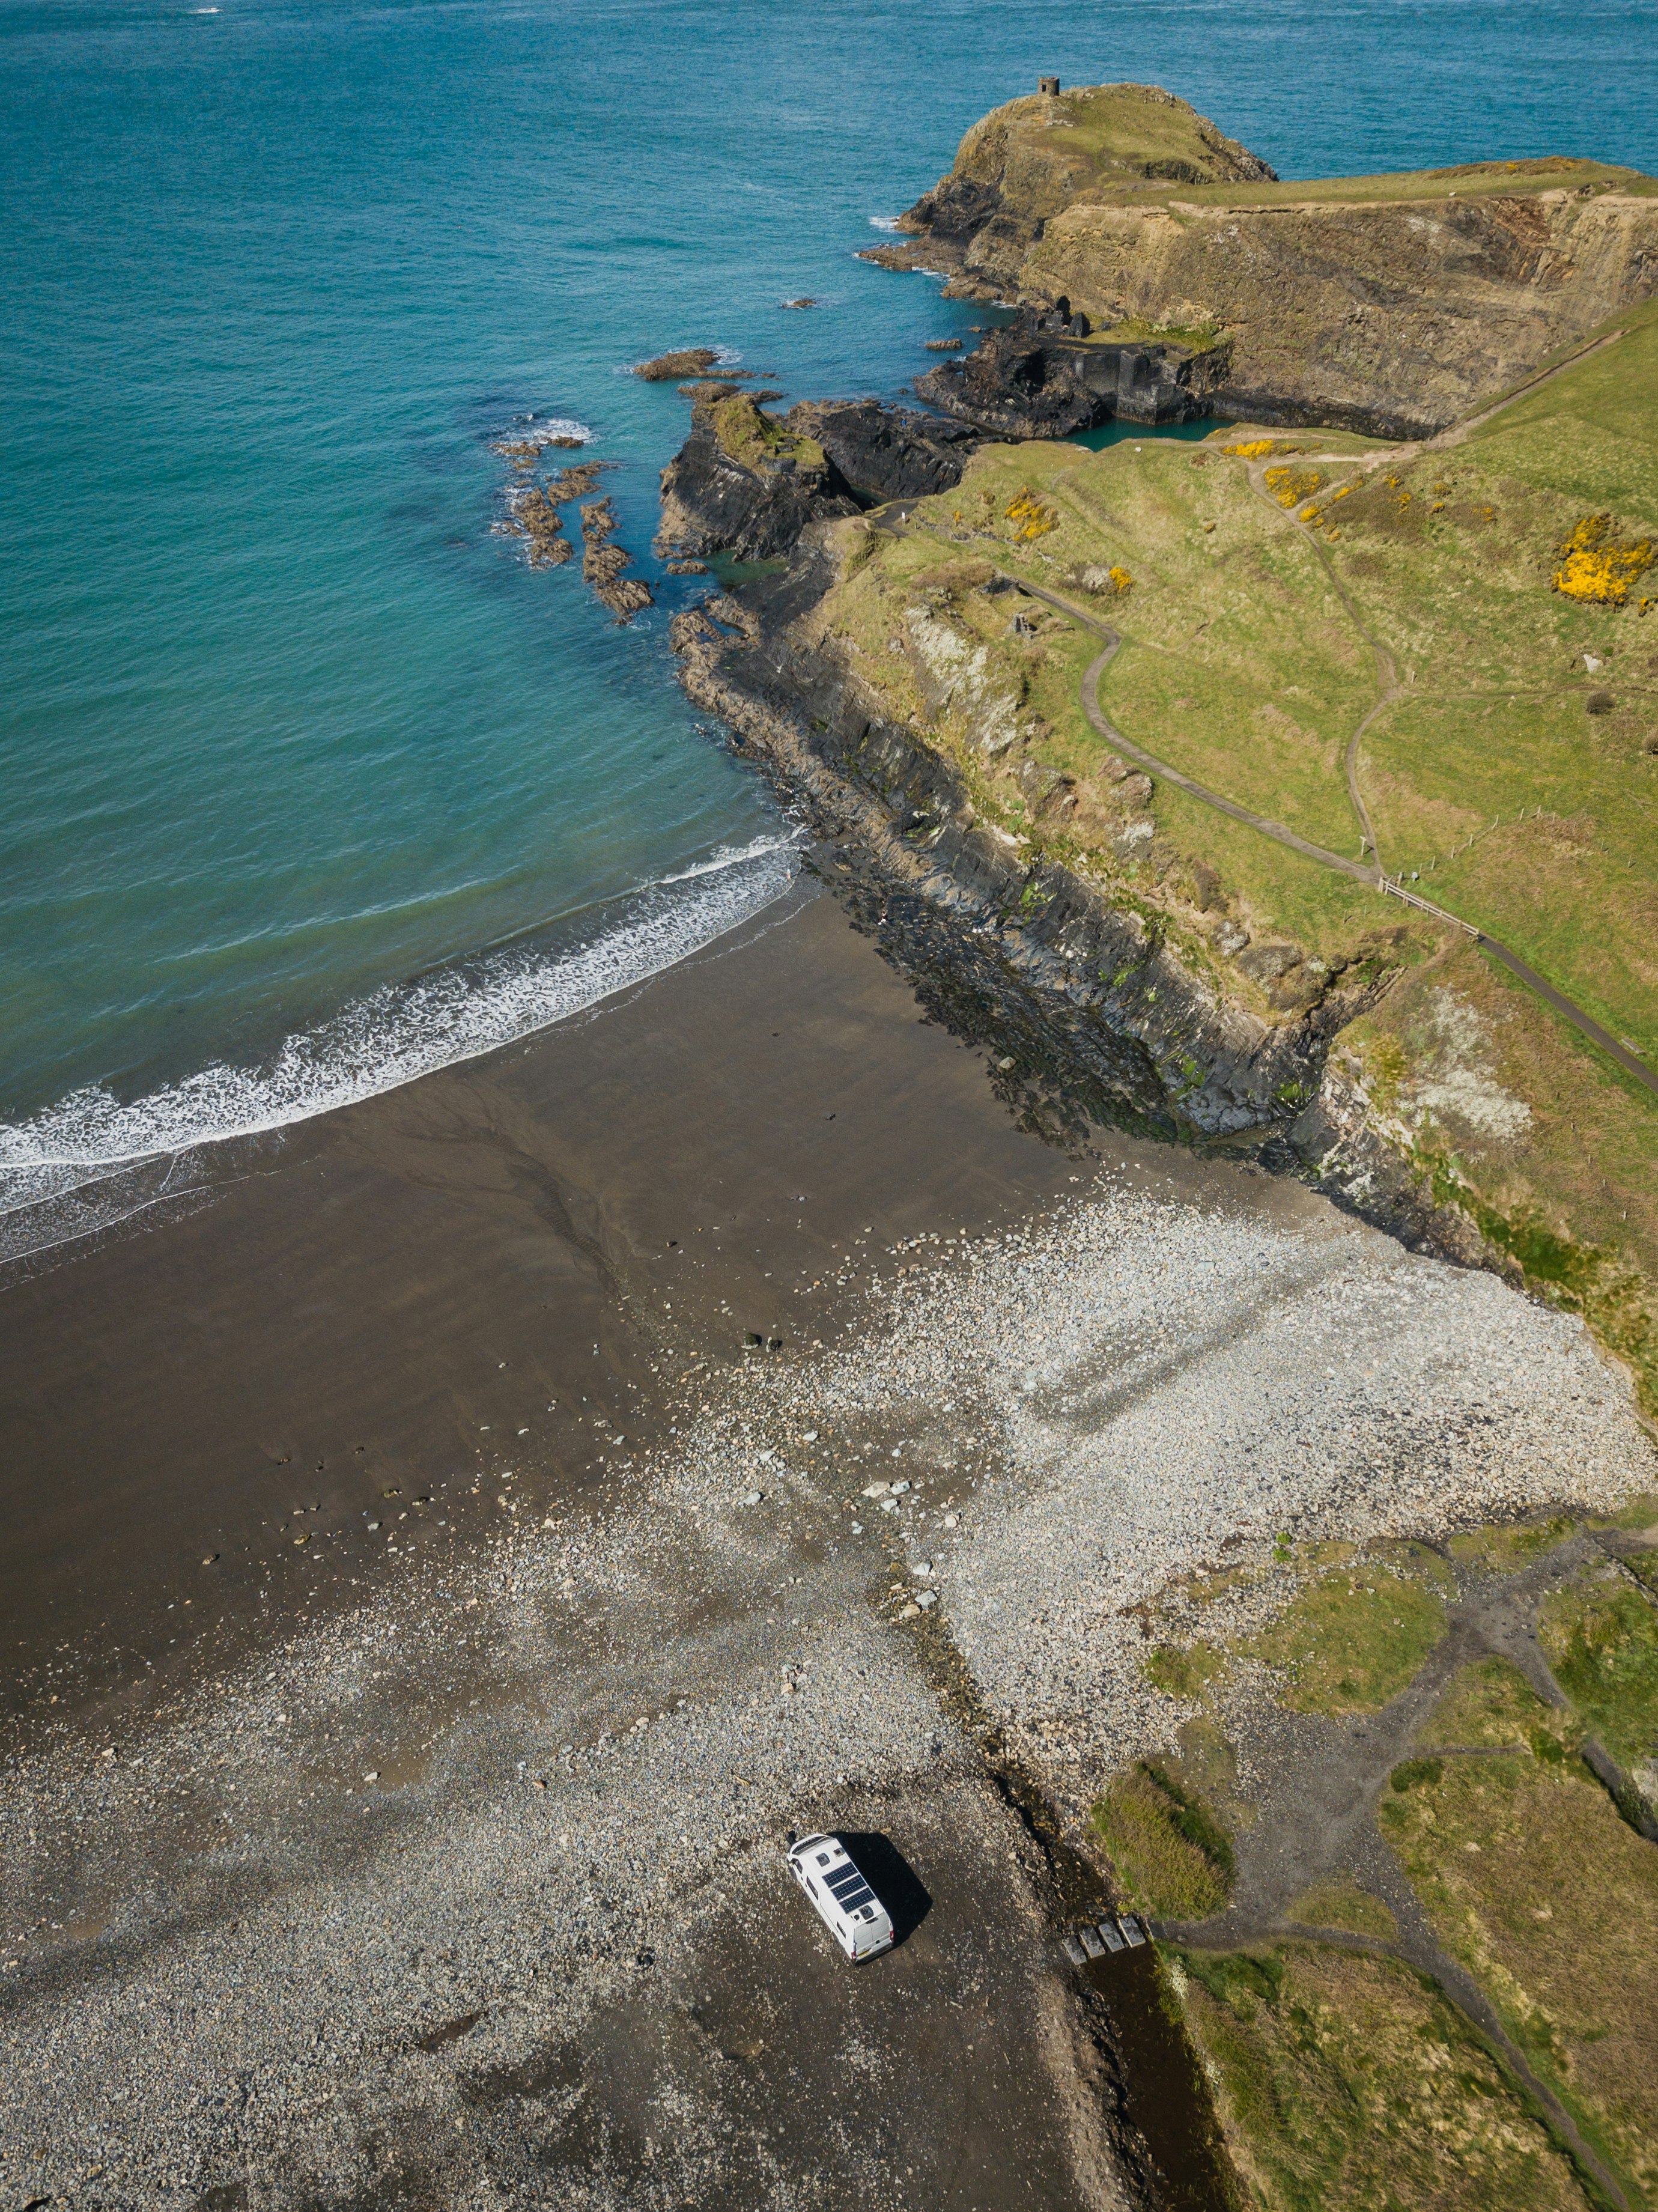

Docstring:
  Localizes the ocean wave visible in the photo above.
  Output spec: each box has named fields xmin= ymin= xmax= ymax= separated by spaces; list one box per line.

xmin=867 ymin=216 xmax=902 ymax=232
xmin=0 ymin=838 xmax=799 ymax=1260
xmin=488 ymin=413 xmax=592 ymax=453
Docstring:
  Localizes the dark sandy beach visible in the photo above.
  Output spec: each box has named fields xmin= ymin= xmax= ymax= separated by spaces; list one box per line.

xmin=2 ymin=883 xmax=1648 ymax=2212
xmin=1 ymin=884 xmax=1083 ymax=1725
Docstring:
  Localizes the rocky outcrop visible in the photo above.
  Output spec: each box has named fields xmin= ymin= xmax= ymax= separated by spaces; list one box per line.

xmin=635 ymin=348 xmax=722 ymax=380
xmin=668 ymin=531 xmax=1484 ymax=1259
xmin=788 ymin=400 xmax=975 ymax=503
xmin=884 ymin=81 xmax=1277 ymax=294
xmin=874 ymin=81 xmax=1658 ymax=436
xmin=916 ymin=305 xmax=1233 ymax=436
xmin=579 ymin=497 xmax=652 ymax=621
xmin=656 ymin=391 xmax=973 ymax=562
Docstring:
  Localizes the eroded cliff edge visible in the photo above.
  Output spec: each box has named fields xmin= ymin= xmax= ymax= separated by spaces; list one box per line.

xmin=868 ymin=81 xmax=1658 ymax=437
xmin=669 ymin=526 xmax=1486 ymax=1269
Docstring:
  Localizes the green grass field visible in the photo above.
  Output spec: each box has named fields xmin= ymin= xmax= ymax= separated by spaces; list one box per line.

xmin=810 ymin=305 xmax=1658 ymax=1407
xmin=1177 ymin=1943 xmax=1594 ymax=2212
xmin=1381 ymin=1748 xmax=1658 ymax=2205
xmin=1107 ymin=1523 xmax=1658 ymax=2208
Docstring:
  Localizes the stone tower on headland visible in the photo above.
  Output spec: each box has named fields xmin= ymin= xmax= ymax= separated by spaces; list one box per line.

xmin=1038 ymin=75 xmax=1060 ymax=94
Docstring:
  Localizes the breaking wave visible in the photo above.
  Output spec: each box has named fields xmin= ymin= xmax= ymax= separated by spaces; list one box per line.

xmin=0 ymin=837 xmax=799 ymax=1264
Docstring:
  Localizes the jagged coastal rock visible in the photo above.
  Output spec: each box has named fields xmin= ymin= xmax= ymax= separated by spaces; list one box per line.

xmin=667 ymin=531 xmax=1465 ymax=1253
xmin=870 ymin=79 xmax=1658 ymax=436
xmin=635 ymin=347 xmax=722 ymax=380
xmin=655 ymin=389 xmax=974 ymax=562
xmin=579 ymin=496 xmax=653 ymax=621
xmin=916 ymin=303 xmax=1231 ymax=436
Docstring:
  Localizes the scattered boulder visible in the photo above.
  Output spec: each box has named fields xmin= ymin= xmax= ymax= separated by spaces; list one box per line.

xmin=636 ymin=348 xmax=721 ymax=381
xmin=1237 ymin=941 xmax=1304 ymax=985
xmin=1189 ymin=860 xmax=1222 ymax=911
xmin=1017 ymin=759 xmax=1073 ymax=810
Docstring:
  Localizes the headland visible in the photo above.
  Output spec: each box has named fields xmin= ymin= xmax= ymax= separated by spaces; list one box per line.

xmin=648 ymin=77 xmax=1658 ymax=2210
xmin=4 ymin=76 xmax=1658 ymax=2212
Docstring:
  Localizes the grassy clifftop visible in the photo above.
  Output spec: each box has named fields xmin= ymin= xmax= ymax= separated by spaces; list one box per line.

xmin=796 ymin=305 xmax=1658 ymax=1411
xmin=880 ymin=83 xmax=1658 ymax=434
xmin=1119 ymin=1498 xmax=1658 ymax=2210
xmin=941 ymin=80 xmax=1276 ymax=211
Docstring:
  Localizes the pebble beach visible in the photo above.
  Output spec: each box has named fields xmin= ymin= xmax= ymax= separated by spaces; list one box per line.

xmin=5 ymin=1095 xmax=1650 ymax=2207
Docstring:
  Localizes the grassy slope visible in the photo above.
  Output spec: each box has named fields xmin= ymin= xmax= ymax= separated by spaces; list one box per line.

xmin=1123 ymin=159 xmax=1656 ymax=211
xmin=1381 ymin=1751 xmax=1658 ymax=2204
xmin=1115 ymin=1515 xmax=1658 ymax=2207
xmin=952 ymin=84 xmax=1654 ymax=215
xmin=812 ymin=314 xmax=1658 ymax=1411
xmin=1178 ymin=1943 xmax=1591 ymax=2212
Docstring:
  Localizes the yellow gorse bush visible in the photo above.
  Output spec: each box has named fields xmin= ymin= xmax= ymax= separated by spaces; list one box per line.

xmin=1224 ymin=438 xmax=1278 ymax=458
xmin=1108 ymin=565 xmax=1134 ymax=595
xmin=1005 ymin=487 xmax=1060 ymax=542
xmin=1263 ymin=466 xmax=1325 ymax=509
xmin=1552 ymin=514 xmax=1655 ymax=606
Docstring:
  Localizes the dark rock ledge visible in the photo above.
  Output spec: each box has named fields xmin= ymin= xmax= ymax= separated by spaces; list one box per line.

xmin=657 ymin=390 xmax=976 ymax=564
xmin=669 ymin=531 xmax=1489 ymax=1264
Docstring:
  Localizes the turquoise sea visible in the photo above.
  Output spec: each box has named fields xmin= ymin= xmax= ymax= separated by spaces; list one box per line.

xmin=4 ymin=0 xmax=1656 ymax=1243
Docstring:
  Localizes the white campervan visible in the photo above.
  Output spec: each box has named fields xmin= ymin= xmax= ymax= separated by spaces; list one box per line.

xmin=786 ymin=1832 xmax=896 ymax=1961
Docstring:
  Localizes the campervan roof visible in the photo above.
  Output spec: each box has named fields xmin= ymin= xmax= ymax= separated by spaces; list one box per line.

xmin=786 ymin=1832 xmax=896 ymax=1963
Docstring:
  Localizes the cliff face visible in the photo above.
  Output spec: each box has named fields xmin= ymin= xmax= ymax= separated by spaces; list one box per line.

xmin=915 ymin=312 xmax=1234 ymax=437
xmin=1022 ymin=186 xmax=1658 ymax=436
xmin=875 ymin=82 xmax=1658 ymax=436
xmin=657 ymin=392 xmax=972 ymax=561
xmin=668 ymin=532 xmax=1485 ymax=1267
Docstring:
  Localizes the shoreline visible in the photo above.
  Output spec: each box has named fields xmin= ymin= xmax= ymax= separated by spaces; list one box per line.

xmin=5 ymin=876 xmax=1653 ymax=2210
xmin=0 ymin=836 xmax=802 ymax=1284
xmin=0 ymin=887 xmax=1086 ymax=1730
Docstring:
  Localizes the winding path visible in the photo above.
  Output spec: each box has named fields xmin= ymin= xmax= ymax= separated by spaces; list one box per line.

xmin=877 ymin=424 xmax=1658 ymax=1099
xmin=1006 ymin=573 xmax=1658 ymax=1102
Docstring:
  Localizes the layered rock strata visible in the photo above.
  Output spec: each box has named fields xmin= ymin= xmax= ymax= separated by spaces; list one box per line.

xmin=916 ymin=305 xmax=1232 ymax=436
xmin=872 ymin=81 xmax=1658 ymax=436
xmin=669 ymin=533 xmax=1483 ymax=1262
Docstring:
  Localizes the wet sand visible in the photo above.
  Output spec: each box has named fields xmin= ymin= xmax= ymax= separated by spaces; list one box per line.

xmin=0 ymin=885 xmax=1155 ymax=2212
xmin=1 ymin=885 xmax=1086 ymax=1724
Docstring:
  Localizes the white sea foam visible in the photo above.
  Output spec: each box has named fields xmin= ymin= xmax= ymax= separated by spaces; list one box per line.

xmin=0 ymin=839 xmax=798 ymax=1262
xmin=490 ymin=414 xmax=592 ymax=452
xmin=867 ymin=216 xmax=902 ymax=232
